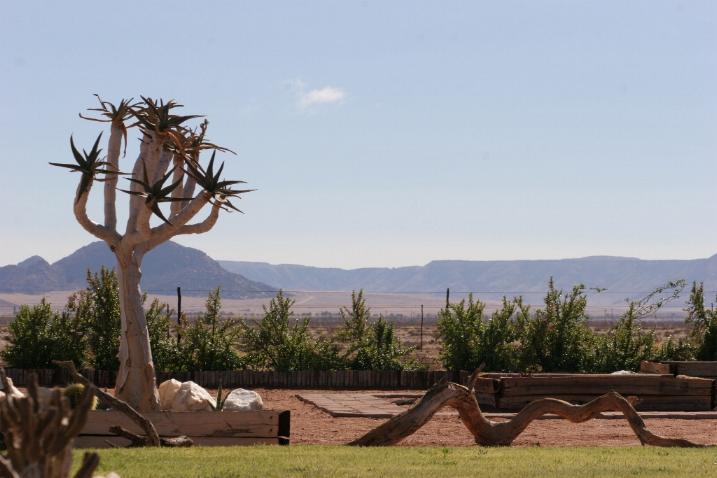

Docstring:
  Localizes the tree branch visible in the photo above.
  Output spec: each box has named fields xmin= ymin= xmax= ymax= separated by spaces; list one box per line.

xmin=170 ymin=156 xmax=186 ymax=216
xmin=74 ymin=184 xmax=121 ymax=247
xmin=103 ymin=122 xmax=123 ymax=231
xmin=137 ymin=192 xmax=211 ymax=253
xmin=175 ymin=201 xmax=221 ymax=236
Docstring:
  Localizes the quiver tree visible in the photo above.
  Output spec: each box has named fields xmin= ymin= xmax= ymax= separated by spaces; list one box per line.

xmin=51 ymin=96 xmax=251 ymax=411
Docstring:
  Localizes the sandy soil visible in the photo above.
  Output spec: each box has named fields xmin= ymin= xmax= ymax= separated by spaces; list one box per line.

xmin=255 ymin=389 xmax=717 ymax=447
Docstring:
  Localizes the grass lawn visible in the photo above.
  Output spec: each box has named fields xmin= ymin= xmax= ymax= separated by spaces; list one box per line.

xmin=74 ymin=445 xmax=717 ymax=478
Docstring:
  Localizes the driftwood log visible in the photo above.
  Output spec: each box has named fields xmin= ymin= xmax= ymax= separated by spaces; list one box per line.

xmin=0 ymin=370 xmax=100 ymax=478
xmin=55 ymin=360 xmax=191 ymax=448
xmin=350 ymin=374 xmax=707 ymax=447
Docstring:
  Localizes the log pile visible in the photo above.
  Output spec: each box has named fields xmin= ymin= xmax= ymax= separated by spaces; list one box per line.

xmin=475 ymin=373 xmax=715 ymax=411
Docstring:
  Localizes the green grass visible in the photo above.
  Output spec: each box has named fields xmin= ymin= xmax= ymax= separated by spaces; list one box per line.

xmin=74 ymin=446 xmax=717 ymax=478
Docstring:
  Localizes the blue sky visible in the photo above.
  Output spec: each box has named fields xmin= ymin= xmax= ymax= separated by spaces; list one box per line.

xmin=1 ymin=1 xmax=715 ymax=268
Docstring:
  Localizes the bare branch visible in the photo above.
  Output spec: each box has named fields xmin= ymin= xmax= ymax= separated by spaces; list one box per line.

xmin=175 ymin=201 xmax=221 ymax=236
xmin=74 ymin=184 xmax=121 ymax=247
xmin=170 ymin=157 xmax=186 ymax=216
xmin=153 ymin=148 xmax=174 ymax=184
xmin=103 ymin=123 xmax=123 ymax=231
xmin=136 ymin=193 xmax=211 ymax=253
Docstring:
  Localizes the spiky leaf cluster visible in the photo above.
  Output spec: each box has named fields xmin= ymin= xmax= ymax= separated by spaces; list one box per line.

xmin=79 ymin=95 xmax=138 ymax=154
xmin=185 ymin=152 xmax=253 ymax=212
xmin=50 ymin=134 xmax=112 ymax=201
xmin=119 ymin=161 xmax=185 ymax=224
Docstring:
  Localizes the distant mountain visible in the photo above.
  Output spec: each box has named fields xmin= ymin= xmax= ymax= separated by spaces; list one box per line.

xmin=219 ymin=255 xmax=717 ymax=305
xmin=0 ymin=242 xmax=274 ymax=298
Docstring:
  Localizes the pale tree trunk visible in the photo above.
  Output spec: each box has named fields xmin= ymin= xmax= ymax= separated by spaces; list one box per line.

xmin=115 ymin=252 xmax=159 ymax=412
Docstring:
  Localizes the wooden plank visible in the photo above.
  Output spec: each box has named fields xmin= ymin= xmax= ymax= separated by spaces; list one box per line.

xmin=500 ymin=375 xmax=714 ymax=395
xmin=82 ymin=410 xmax=284 ymax=437
xmin=475 ymin=378 xmax=501 ymax=395
xmin=496 ymin=394 xmax=713 ymax=411
xmin=75 ymin=435 xmax=282 ymax=448
xmin=640 ymin=361 xmax=672 ymax=375
xmin=666 ymin=361 xmax=717 ymax=378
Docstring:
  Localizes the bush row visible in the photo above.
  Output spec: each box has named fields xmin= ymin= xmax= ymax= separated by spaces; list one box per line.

xmin=3 ymin=270 xmax=716 ymax=373
xmin=2 ymin=269 xmax=419 ymax=372
xmin=437 ymin=279 xmax=714 ymax=372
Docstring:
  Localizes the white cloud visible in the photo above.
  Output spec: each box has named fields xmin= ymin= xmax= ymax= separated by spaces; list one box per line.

xmin=298 ymin=86 xmax=346 ymax=109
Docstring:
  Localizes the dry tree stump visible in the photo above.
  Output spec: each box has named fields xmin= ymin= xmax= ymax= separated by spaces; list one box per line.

xmin=350 ymin=374 xmax=707 ymax=448
xmin=0 ymin=370 xmax=100 ymax=478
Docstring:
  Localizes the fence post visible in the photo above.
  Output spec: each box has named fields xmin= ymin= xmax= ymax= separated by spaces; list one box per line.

xmin=176 ymin=286 xmax=182 ymax=345
xmin=420 ymin=304 xmax=424 ymax=350
xmin=446 ymin=288 xmax=450 ymax=308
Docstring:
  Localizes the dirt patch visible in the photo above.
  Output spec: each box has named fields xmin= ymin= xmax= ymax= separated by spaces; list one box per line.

xmin=256 ymin=389 xmax=717 ymax=447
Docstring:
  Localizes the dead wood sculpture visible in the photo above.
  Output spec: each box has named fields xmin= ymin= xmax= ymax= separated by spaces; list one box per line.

xmin=0 ymin=370 xmax=100 ymax=478
xmin=350 ymin=372 xmax=706 ymax=447
xmin=51 ymin=96 xmax=251 ymax=411
xmin=54 ymin=360 xmax=192 ymax=448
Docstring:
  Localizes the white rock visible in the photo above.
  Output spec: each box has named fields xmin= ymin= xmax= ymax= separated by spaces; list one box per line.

xmin=611 ymin=370 xmax=636 ymax=375
xmin=170 ymin=381 xmax=214 ymax=412
xmin=222 ymin=388 xmax=263 ymax=411
xmin=158 ymin=379 xmax=182 ymax=410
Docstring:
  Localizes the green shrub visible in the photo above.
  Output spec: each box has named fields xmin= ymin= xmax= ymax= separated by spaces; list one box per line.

xmin=437 ymin=295 xmax=522 ymax=372
xmin=593 ymin=303 xmax=659 ymax=372
xmin=2 ymin=300 xmax=87 ymax=369
xmin=521 ymin=280 xmax=595 ymax=372
xmin=337 ymin=290 xmax=419 ymax=371
xmin=242 ymin=291 xmax=344 ymax=371
xmin=437 ymin=295 xmax=485 ymax=372
xmin=145 ymin=298 xmax=181 ymax=372
xmin=71 ymin=267 xmax=122 ymax=370
xmin=175 ymin=288 xmax=243 ymax=371
xmin=685 ymin=282 xmax=717 ymax=360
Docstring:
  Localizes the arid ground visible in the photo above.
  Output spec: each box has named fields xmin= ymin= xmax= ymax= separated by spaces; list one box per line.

xmin=248 ymin=389 xmax=717 ymax=447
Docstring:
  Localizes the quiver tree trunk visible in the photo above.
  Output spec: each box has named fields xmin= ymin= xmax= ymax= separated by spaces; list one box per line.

xmin=115 ymin=253 xmax=159 ymax=411
xmin=52 ymin=96 xmax=251 ymax=412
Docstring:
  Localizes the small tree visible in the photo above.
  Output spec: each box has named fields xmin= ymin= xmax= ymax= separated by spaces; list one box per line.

xmin=338 ymin=290 xmax=417 ymax=371
xmin=685 ymin=282 xmax=717 ymax=360
xmin=242 ymin=291 xmax=342 ymax=371
xmin=51 ymin=96 xmax=251 ymax=410
xmin=176 ymin=288 xmax=244 ymax=371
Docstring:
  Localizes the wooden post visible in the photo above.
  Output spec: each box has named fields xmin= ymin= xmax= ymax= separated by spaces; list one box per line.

xmin=420 ymin=304 xmax=424 ymax=350
xmin=176 ymin=286 xmax=182 ymax=345
xmin=445 ymin=288 xmax=450 ymax=308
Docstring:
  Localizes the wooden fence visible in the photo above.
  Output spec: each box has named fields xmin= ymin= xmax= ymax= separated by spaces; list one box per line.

xmin=3 ymin=368 xmax=459 ymax=389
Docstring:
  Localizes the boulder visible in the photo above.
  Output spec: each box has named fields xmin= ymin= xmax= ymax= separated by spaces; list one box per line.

xmin=222 ymin=388 xmax=263 ymax=411
xmin=170 ymin=381 xmax=214 ymax=412
xmin=158 ymin=379 xmax=182 ymax=410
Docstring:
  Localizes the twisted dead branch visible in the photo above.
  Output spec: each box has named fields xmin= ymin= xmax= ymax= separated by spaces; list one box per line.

xmin=350 ymin=377 xmax=707 ymax=447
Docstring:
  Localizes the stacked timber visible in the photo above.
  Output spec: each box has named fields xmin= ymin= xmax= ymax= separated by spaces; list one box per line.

xmin=474 ymin=373 xmax=715 ymax=411
xmin=659 ymin=361 xmax=717 ymax=379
